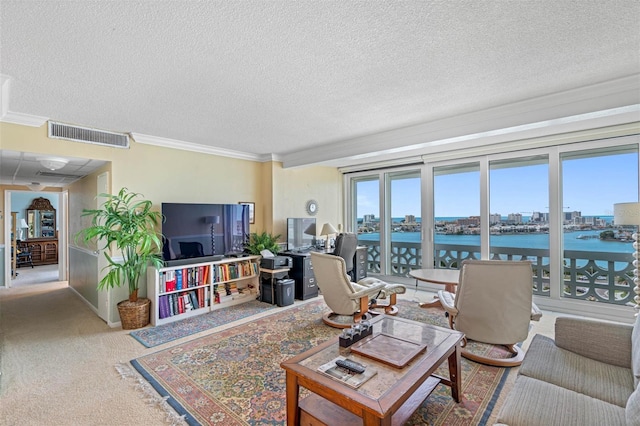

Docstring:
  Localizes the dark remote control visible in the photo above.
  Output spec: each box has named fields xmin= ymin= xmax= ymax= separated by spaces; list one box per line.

xmin=335 ymin=359 xmax=365 ymax=374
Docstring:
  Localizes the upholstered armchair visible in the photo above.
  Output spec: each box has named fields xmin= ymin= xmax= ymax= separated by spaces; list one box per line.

xmin=437 ymin=259 xmax=541 ymax=367
xmin=310 ymin=252 xmax=387 ymax=328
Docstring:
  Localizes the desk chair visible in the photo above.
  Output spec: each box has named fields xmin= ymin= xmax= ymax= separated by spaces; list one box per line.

xmin=16 ymin=240 xmax=34 ymax=268
xmin=333 ymin=232 xmax=358 ymax=281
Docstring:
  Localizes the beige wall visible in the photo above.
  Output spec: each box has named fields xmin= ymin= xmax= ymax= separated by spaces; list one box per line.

xmin=1 ymin=122 xmax=342 ymax=320
xmin=2 ymin=121 xmax=343 ymax=237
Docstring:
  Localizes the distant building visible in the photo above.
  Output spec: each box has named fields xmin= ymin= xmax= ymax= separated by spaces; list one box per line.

xmin=531 ymin=211 xmax=548 ymax=222
xmin=404 ymin=214 xmax=417 ymax=224
xmin=490 ymin=213 xmax=502 ymax=224
xmin=507 ymin=213 xmax=523 ymax=224
xmin=457 ymin=216 xmax=480 ymax=226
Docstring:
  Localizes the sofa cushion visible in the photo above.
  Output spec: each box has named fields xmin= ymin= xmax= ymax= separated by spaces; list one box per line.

xmin=632 ymin=314 xmax=640 ymax=388
xmin=519 ymin=334 xmax=634 ymax=407
xmin=496 ymin=376 xmax=626 ymax=426
xmin=627 ymin=384 xmax=640 ymax=426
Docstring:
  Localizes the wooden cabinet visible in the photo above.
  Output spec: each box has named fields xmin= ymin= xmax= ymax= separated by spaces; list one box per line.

xmin=26 ymin=197 xmax=56 ymax=239
xmin=25 ymin=238 xmax=58 ymax=266
xmin=147 ymin=256 xmax=261 ymax=326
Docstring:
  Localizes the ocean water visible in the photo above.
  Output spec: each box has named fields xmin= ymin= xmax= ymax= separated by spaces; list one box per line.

xmin=358 ymin=229 xmax=634 ymax=254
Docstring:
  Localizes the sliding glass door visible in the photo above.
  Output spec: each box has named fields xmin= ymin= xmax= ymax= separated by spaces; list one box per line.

xmin=489 ymin=155 xmax=549 ymax=296
xmin=432 ymin=163 xmax=480 ymax=269
xmin=349 ymin=167 xmax=422 ymax=276
xmin=388 ymin=170 xmax=421 ymax=275
xmin=560 ymin=145 xmax=638 ymax=306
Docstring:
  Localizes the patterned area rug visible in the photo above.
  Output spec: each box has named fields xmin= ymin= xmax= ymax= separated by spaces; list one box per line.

xmin=130 ymin=299 xmax=277 ymax=348
xmin=131 ymin=299 xmax=511 ymax=425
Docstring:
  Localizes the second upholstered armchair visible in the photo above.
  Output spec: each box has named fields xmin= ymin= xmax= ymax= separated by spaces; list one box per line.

xmin=437 ymin=259 xmax=542 ymax=367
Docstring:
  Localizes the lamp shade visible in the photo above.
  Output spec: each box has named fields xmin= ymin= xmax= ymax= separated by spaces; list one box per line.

xmin=204 ymin=216 xmax=220 ymax=224
xmin=320 ymin=222 xmax=338 ymax=236
xmin=614 ymin=202 xmax=640 ymax=226
xmin=20 ymin=218 xmax=28 ymax=228
xmin=304 ymin=222 xmax=316 ymax=236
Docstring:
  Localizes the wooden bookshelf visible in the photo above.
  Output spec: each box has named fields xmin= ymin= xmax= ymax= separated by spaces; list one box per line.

xmin=147 ymin=255 xmax=260 ymax=326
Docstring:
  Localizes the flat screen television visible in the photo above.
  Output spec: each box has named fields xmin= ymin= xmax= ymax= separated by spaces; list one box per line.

xmin=287 ymin=217 xmax=316 ymax=252
xmin=162 ymin=203 xmax=250 ymax=265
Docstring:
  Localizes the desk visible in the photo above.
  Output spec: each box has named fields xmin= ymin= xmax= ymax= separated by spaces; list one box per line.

xmin=285 ymin=246 xmax=368 ymax=300
xmin=281 ymin=314 xmax=463 ymax=426
xmin=409 ymin=269 xmax=459 ymax=309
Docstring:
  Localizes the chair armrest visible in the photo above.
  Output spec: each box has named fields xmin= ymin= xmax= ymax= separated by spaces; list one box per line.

xmin=350 ymin=282 xmax=387 ymax=300
xmin=437 ymin=290 xmax=458 ymax=317
xmin=555 ymin=317 xmax=633 ymax=368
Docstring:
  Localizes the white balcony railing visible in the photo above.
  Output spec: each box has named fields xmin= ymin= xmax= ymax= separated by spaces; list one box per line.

xmin=359 ymin=240 xmax=635 ymax=307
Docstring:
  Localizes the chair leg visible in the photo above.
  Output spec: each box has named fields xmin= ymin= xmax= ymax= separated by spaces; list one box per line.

xmin=369 ymin=294 xmax=400 ymax=315
xmin=460 ymin=343 xmax=525 ymax=367
xmin=321 ymin=297 xmax=372 ymax=329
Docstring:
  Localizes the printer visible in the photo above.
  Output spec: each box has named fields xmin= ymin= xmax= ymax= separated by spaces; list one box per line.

xmin=260 ymin=256 xmax=293 ymax=269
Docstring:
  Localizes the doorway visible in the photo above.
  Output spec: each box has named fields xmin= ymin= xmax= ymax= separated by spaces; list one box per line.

xmin=4 ymin=189 xmax=66 ymax=288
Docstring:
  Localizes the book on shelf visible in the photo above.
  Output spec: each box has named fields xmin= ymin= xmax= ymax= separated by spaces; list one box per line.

xmin=175 ymin=269 xmax=183 ymax=290
xmin=317 ymin=356 xmax=377 ymax=389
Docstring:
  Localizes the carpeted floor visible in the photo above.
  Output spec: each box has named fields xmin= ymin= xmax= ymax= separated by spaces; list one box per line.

xmin=130 ymin=299 xmax=278 ymax=347
xmin=132 ymin=299 xmax=512 ymax=425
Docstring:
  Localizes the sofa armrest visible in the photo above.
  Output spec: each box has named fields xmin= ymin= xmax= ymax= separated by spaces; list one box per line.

xmin=555 ymin=317 xmax=633 ymax=368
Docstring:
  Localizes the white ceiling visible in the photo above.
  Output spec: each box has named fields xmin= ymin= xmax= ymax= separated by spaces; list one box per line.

xmin=1 ymin=0 xmax=639 ymax=183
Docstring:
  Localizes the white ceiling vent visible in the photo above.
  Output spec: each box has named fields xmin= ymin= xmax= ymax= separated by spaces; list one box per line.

xmin=48 ymin=121 xmax=129 ymax=148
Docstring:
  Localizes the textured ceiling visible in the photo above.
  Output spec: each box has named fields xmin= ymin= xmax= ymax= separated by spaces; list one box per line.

xmin=1 ymin=0 xmax=639 ymax=171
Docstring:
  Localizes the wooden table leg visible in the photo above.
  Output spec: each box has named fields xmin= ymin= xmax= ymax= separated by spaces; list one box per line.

xmin=285 ymin=372 xmax=300 ymax=426
xmin=447 ymin=343 xmax=462 ymax=403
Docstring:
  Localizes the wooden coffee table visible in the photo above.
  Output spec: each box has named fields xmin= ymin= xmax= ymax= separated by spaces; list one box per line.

xmin=280 ymin=315 xmax=464 ymax=426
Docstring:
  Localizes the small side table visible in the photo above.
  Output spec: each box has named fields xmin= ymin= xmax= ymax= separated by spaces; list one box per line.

xmin=259 ymin=267 xmax=291 ymax=305
xmin=409 ymin=268 xmax=459 ymax=309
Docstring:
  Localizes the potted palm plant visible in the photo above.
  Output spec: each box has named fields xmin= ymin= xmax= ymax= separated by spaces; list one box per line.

xmin=76 ymin=187 xmax=164 ymax=329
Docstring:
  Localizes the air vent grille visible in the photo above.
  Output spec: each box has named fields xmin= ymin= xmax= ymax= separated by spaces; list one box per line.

xmin=48 ymin=121 xmax=129 ymax=148
xmin=37 ymin=171 xmax=84 ymax=179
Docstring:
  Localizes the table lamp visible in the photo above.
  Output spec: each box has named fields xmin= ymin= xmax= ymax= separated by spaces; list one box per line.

xmin=304 ymin=222 xmax=317 ymax=248
xmin=19 ymin=218 xmax=29 ymax=240
xmin=204 ymin=216 xmax=220 ymax=254
xmin=321 ymin=223 xmax=338 ymax=249
xmin=614 ymin=202 xmax=640 ymax=316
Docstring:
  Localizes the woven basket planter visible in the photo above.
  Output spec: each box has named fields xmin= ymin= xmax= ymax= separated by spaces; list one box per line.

xmin=117 ymin=298 xmax=151 ymax=330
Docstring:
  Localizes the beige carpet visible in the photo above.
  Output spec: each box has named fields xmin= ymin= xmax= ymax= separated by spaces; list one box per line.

xmin=9 ymin=264 xmax=59 ymax=287
xmin=0 ymin=280 xmax=556 ymax=425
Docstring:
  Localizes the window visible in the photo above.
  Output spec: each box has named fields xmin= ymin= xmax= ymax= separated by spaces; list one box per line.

xmin=345 ymin=134 xmax=639 ymax=319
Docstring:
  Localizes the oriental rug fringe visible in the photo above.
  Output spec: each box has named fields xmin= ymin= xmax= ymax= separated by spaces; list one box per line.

xmin=131 ymin=299 xmax=511 ymax=425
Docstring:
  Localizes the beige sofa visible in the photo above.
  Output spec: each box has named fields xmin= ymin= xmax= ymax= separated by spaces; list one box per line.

xmin=496 ymin=314 xmax=640 ymax=426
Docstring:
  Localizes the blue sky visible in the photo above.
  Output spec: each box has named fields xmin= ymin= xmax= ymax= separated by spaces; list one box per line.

xmin=357 ymin=151 xmax=639 ymax=218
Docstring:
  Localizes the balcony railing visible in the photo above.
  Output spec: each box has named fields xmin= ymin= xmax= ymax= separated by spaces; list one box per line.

xmin=360 ymin=240 xmax=635 ymax=306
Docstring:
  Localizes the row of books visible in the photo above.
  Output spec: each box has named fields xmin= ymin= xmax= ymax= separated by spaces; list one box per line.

xmin=160 ymin=265 xmax=210 ymax=293
xmin=213 ymin=282 xmax=257 ymax=304
xmin=212 ymin=261 xmax=259 ymax=283
xmin=158 ymin=288 xmax=209 ymax=319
